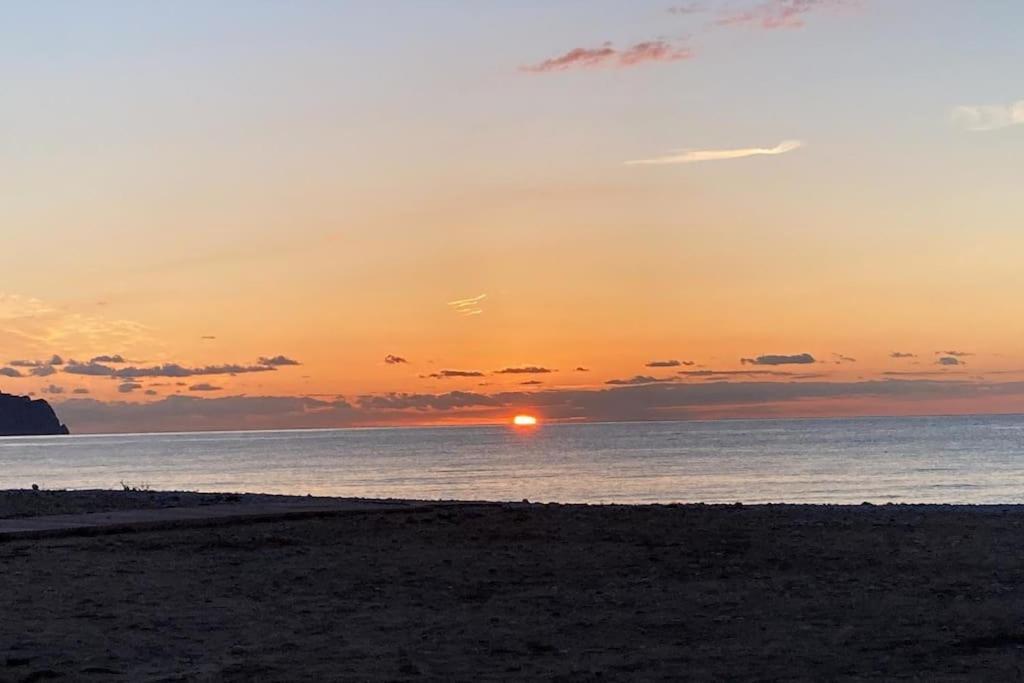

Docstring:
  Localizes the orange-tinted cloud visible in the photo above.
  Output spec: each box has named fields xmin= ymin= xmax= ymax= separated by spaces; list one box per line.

xmin=52 ymin=378 xmax=1024 ymax=433
xmin=627 ymin=140 xmax=802 ymax=166
xmin=717 ymin=0 xmax=855 ymax=30
xmin=426 ymin=370 xmax=485 ymax=379
xmin=494 ymin=366 xmax=554 ymax=375
xmin=521 ymin=41 xmax=692 ymax=73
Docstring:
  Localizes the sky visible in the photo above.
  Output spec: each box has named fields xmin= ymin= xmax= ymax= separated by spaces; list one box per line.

xmin=3 ymin=0 xmax=1024 ymax=432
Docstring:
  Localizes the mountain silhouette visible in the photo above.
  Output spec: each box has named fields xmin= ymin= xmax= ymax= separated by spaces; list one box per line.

xmin=0 ymin=392 xmax=70 ymax=436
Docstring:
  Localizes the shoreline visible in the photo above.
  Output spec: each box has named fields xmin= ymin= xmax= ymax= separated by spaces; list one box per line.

xmin=7 ymin=488 xmax=1024 ymax=520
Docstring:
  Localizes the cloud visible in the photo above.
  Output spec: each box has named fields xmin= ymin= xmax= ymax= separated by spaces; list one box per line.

xmin=144 ymin=389 xmax=158 ymax=396
xmin=717 ymin=0 xmax=856 ymax=30
xmin=55 ymin=395 xmax=356 ymax=433
xmin=63 ymin=362 xmax=116 ymax=376
xmin=447 ymin=294 xmax=486 ymax=317
xmin=357 ymin=392 xmax=502 ymax=412
xmin=679 ymin=369 xmax=810 ymax=378
xmin=72 ymin=388 xmax=89 ymax=395
xmin=605 ymin=375 xmax=676 ymax=386
xmin=521 ymin=41 xmax=692 ymax=74
xmin=494 ymin=366 xmax=555 ymax=375
xmin=0 ymin=367 xmax=23 ymax=377
xmin=0 ymin=293 xmax=152 ymax=352
xmin=890 ymin=352 xmax=916 ymax=359
xmin=10 ymin=355 xmax=64 ymax=368
xmin=626 ymin=140 xmax=802 ymax=166
xmin=41 ymin=384 xmax=64 ymax=395
xmin=29 ymin=365 xmax=57 ymax=377
xmin=520 ymin=380 xmax=544 ymax=386
xmin=883 ymin=370 xmax=964 ymax=377
xmin=938 ymin=350 xmax=973 ymax=358
xmin=54 ymin=378 xmax=1024 ymax=433
xmin=937 ymin=357 xmax=963 ymax=366
xmin=832 ymin=353 xmax=857 ymax=364
xmin=189 ymin=383 xmax=223 ymax=392
xmin=646 ymin=359 xmax=695 ymax=368
xmin=64 ymin=361 xmax=281 ymax=379
xmin=575 ymin=367 xmax=590 ymax=372
xmin=118 ymin=382 xmax=142 ymax=393
xmin=384 ymin=355 xmax=409 ymax=365
xmin=426 ymin=370 xmax=486 ymax=379
xmin=952 ymin=101 xmax=1024 ymax=132
xmin=258 ymin=355 xmax=300 ymax=367
xmin=201 ymin=335 xmax=217 ymax=340
xmin=741 ymin=353 xmax=816 ymax=366
xmin=90 ymin=354 xmax=125 ymax=364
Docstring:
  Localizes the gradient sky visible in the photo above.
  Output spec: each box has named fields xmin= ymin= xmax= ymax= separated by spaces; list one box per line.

xmin=3 ymin=1 xmax=1024 ymax=432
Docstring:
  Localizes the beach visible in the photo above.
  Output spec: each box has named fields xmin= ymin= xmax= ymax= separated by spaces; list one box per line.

xmin=3 ymin=493 xmax=1024 ymax=680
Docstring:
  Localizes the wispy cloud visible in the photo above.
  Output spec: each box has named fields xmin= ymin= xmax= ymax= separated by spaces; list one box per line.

xmin=258 ymin=355 xmax=301 ymax=367
xmin=494 ymin=366 xmax=555 ymax=375
xmin=741 ymin=353 xmax=816 ymax=366
xmin=426 ymin=370 xmax=486 ymax=379
xmin=447 ymin=294 xmax=486 ymax=317
xmin=679 ymin=369 xmax=805 ymax=377
xmin=626 ymin=140 xmax=802 ymax=166
xmin=952 ymin=101 xmax=1024 ymax=132
xmin=605 ymin=375 xmax=677 ymax=386
xmin=646 ymin=359 xmax=695 ymax=368
xmin=717 ymin=0 xmax=857 ymax=30
xmin=63 ymin=359 xmax=293 ymax=379
xmin=521 ymin=41 xmax=692 ymax=74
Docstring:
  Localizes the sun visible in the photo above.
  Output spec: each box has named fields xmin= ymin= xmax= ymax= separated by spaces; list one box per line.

xmin=512 ymin=415 xmax=538 ymax=427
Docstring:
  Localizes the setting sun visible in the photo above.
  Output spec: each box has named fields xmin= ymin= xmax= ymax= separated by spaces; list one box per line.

xmin=513 ymin=415 xmax=539 ymax=427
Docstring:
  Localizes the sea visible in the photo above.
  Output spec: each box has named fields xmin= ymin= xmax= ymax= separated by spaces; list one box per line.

xmin=3 ymin=414 xmax=1024 ymax=504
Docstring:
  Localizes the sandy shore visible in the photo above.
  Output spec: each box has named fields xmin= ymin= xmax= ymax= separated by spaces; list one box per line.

xmin=0 ymin=489 xmax=358 ymax=520
xmin=3 ymin=493 xmax=1024 ymax=680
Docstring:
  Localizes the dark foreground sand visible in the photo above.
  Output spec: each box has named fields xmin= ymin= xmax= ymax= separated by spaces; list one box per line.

xmin=4 ymin=496 xmax=1024 ymax=681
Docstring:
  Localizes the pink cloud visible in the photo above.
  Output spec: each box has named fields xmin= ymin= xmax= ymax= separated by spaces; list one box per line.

xmin=717 ymin=0 xmax=856 ymax=30
xmin=521 ymin=41 xmax=692 ymax=74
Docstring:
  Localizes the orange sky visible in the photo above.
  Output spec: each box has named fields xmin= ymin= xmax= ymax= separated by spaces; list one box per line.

xmin=3 ymin=1 xmax=1024 ymax=432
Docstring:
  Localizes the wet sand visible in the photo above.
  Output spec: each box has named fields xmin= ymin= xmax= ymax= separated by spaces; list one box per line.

xmin=3 ymin=494 xmax=1024 ymax=680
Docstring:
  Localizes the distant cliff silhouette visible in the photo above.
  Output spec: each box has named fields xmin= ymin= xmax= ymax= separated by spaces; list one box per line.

xmin=0 ymin=392 xmax=69 ymax=436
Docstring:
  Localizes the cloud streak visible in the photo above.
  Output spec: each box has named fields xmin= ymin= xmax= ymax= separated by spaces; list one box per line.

xmin=952 ymin=101 xmax=1024 ymax=132
xmin=447 ymin=294 xmax=486 ymax=317
xmin=521 ymin=41 xmax=692 ymax=74
xmin=627 ymin=140 xmax=802 ymax=166
xmin=717 ymin=0 xmax=856 ymax=30
xmin=741 ymin=353 xmax=816 ymax=366
xmin=63 ymin=359 xmax=298 ymax=379
xmin=426 ymin=370 xmax=486 ymax=379
xmin=494 ymin=366 xmax=554 ymax=375
xmin=646 ymin=359 xmax=692 ymax=368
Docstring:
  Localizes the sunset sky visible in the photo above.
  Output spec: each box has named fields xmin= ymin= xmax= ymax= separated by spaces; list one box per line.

xmin=3 ymin=1 xmax=1024 ymax=432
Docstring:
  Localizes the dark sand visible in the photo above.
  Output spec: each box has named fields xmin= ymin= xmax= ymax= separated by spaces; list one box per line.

xmin=0 ymin=490 xmax=354 ymax=520
xmin=3 ymin=495 xmax=1024 ymax=680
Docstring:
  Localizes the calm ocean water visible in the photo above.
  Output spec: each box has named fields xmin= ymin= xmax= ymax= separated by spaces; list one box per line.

xmin=3 ymin=415 xmax=1024 ymax=504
